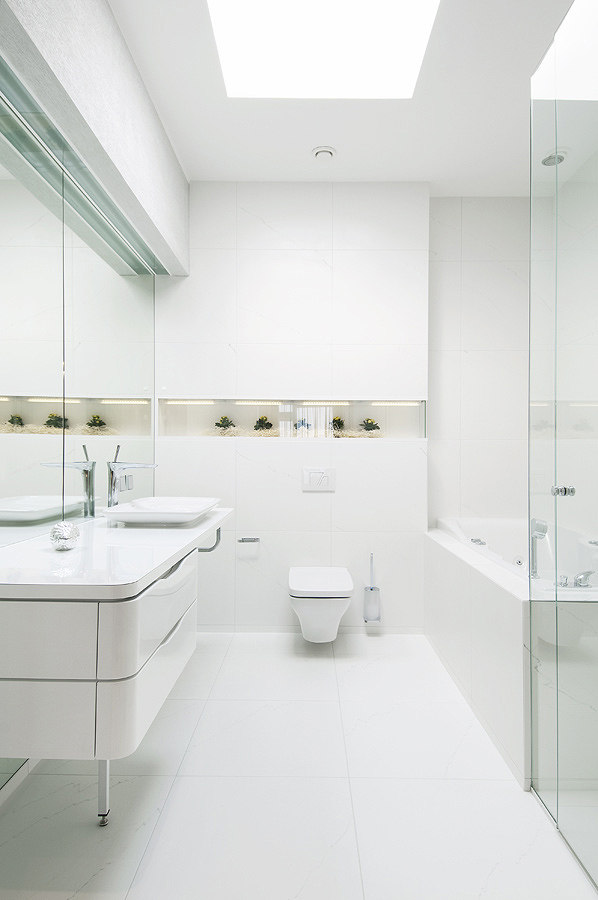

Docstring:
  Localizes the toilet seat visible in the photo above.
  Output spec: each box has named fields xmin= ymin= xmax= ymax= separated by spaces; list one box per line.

xmin=289 ymin=566 xmax=353 ymax=598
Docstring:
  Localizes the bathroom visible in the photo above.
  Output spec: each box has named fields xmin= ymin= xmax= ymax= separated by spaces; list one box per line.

xmin=0 ymin=0 xmax=596 ymax=896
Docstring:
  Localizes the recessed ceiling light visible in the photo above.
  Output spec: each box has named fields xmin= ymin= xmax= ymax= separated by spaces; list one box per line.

xmin=541 ymin=152 xmax=565 ymax=167
xmin=206 ymin=0 xmax=441 ymax=99
xmin=312 ymin=146 xmax=335 ymax=159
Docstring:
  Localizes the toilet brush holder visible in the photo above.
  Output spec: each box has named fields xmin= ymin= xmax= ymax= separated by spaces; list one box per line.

xmin=364 ymin=552 xmax=381 ymax=622
xmin=364 ymin=586 xmax=381 ymax=622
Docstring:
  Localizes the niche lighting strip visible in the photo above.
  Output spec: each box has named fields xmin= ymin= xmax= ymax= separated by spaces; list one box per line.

xmin=28 ymin=397 xmax=80 ymax=404
xmin=100 ymin=399 xmax=150 ymax=405
xmin=0 ymin=87 xmax=159 ymax=276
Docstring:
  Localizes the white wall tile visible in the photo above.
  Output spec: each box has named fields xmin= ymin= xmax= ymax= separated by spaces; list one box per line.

xmin=195 ymin=530 xmax=236 ymax=626
xmin=236 ymin=439 xmax=333 ymax=532
xmin=427 ymin=351 xmax=461 ymax=440
xmin=156 ymin=342 xmax=237 ymax=396
xmin=0 ymin=341 xmax=64 ymax=397
xmin=155 ymin=437 xmax=236 ymax=527
xmin=0 ymin=247 xmax=63 ymax=342
xmin=156 ymin=250 xmax=236 ymax=344
xmin=332 ymin=344 xmax=427 ymax=399
xmin=67 ymin=341 xmax=154 ymax=397
xmin=0 ymin=180 xmax=63 ymax=247
xmin=236 ymin=343 xmax=332 ymax=398
xmin=460 ymin=440 xmax=527 ymax=518
xmin=331 ymin=440 xmax=427 ymax=533
xmin=237 ymin=182 xmax=333 ymax=250
xmin=333 ymin=183 xmax=429 ymax=250
xmin=331 ymin=531 xmax=424 ymax=628
xmin=237 ymin=250 xmax=332 ymax=344
xmin=235 ymin=530 xmax=331 ymax=626
xmin=332 ymin=251 xmax=428 ymax=345
xmin=68 ymin=249 xmax=154 ymax=345
xmin=460 ymin=350 xmax=528 ymax=441
xmin=427 ymin=440 xmax=461 ymax=526
xmin=429 ymin=198 xmax=461 ymax=261
xmin=462 ymin=198 xmax=529 ymax=261
xmin=189 ymin=182 xmax=236 ymax=249
xmin=461 ymin=260 xmax=529 ymax=351
xmin=428 ymin=260 xmax=461 ymax=350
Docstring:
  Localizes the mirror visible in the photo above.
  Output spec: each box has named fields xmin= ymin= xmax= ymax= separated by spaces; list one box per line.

xmin=0 ymin=80 xmax=155 ymax=792
xmin=0 ymin=161 xmax=65 ymax=544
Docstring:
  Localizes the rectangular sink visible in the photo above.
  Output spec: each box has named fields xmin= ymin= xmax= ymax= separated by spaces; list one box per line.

xmin=101 ymin=496 xmax=220 ymax=526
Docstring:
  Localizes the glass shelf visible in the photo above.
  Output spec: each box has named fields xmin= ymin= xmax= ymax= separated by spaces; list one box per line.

xmin=158 ymin=399 xmax=426 ymax=439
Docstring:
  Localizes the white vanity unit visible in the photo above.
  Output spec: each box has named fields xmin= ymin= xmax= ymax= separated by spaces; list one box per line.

xmin=0 ymin=507 xmax=232 ymax=823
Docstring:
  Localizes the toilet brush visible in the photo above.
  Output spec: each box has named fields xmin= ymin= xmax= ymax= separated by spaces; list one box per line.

xmin=364 ymin=553 xmax=381 ymax=622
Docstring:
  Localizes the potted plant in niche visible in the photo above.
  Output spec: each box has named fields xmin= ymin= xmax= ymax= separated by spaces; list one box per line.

xmin=215 ymin=415 xmax=235 ymax=434
xmin=331 ymin=416 xmax=345 ymax=436
xmin=359 ymin=417 xmax=380 ymax=434
xmin=254 ymin=415 xmax=273 ymax=432
xmin=45 ymin=412 xmax=68 ymax=429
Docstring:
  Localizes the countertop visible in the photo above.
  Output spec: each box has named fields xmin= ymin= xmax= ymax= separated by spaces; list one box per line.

xmin=0 ymin=508 xmax=232 ymax=601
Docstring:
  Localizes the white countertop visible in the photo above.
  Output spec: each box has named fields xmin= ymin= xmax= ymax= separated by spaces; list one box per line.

xmin=0 ymin=508 xmax=232 ymax=601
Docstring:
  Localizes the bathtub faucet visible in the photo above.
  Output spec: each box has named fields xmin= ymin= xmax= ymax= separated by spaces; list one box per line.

xmin=574 ymin=570 xmax=594 ymax=588
xmin=530 ymin=518 xmax=548 ymax=579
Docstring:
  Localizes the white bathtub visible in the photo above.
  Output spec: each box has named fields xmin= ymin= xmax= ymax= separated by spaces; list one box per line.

xmin=425 ymin=518 xmax=530 ymax=788
xmin=437 ymin=517 xmax=528 ymax=576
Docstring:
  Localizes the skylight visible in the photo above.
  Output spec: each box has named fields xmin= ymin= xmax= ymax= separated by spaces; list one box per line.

xmin=206 ymin=0 xmax=441 ymax=99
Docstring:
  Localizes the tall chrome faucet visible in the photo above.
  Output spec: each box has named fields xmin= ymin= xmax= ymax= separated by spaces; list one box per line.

xmin=530 ymin=518 xmax=548 ymax=579
xmin=107 ymin=444 xmax=157 ymax=507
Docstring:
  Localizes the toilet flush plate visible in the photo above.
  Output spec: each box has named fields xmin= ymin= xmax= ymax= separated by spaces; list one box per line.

xmin=302 ymin=468 xmax=336 ymax=492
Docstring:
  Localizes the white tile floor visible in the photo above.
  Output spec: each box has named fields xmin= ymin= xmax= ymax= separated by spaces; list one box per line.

xmin=0 ymin=633 xmax=596 ymax=899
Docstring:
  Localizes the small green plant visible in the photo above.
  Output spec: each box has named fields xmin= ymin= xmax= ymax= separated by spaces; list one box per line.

xmin=294 ymin=418 xmax=312 ymax=430
xmin=215 ymin=415 xmax=235 ymax=430
xmin=8 ymin=414 xmax=23 ymax=427
xmin=86 ymin=414 xmax=106 ymax=428
xmin=45 ymin=413 xmax=68 ymax=429
xmin=359 ymin=418 xmax=380 ymax=432
xmin=254 ymin=416 xmax=273 ymax=431
xmin=331 ymin=416 xmax=345 ymax=432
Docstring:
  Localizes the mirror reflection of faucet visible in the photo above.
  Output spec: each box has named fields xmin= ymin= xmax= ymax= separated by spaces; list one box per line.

xmin=42 ymin=444 xmax=96 ymax=517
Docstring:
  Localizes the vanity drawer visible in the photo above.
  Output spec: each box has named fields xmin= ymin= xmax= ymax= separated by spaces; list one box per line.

xmin=0 ymin=680 xmax=96 ymax=759
xmin=0 ymin=601 xmax=97 ymax=680
xmin=97 ymin=549 xmax=198 ymax=680
xmin=95 ymin=598 xmax=197 ymax=759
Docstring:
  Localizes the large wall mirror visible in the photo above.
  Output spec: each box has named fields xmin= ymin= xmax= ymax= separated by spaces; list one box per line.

xmin=0 ymin=68 xmax=156 ymax=790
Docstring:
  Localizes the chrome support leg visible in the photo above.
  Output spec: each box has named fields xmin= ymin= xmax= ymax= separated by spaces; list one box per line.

xmin=98 ymin=759 xmax=110 ymax=826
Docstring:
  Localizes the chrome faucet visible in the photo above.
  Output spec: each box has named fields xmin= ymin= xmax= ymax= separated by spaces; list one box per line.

xmin=530 ymin=518 xmax=548 ymax=579
xmin=574 ymin=570 xmax=594 ymax=588
xmin=107 ymin=445 xmax=157 ymax=507
xmin=43 ymin=444 xmax=96 ymax=517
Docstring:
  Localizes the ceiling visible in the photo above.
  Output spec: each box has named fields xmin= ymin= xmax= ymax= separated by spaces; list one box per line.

xmin=107 ymin=0 xmax=573 ymax=195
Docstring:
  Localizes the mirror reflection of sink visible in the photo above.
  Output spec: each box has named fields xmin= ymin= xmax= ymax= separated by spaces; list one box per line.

xmin=0 ymin=496 xmax=84 ymax=523
xmin=101 ymin=496 xmax=220 ymax=526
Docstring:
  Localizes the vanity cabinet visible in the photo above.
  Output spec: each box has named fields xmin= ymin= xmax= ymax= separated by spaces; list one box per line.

xmin=0 ymin=549 xmax=198 ymax=760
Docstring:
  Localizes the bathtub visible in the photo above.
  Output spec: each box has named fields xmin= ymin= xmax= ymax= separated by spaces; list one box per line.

xmin=437 ymin=517 xmax=528 ymax=575
xmin=425 ymin=518 xmax=530 ymax=788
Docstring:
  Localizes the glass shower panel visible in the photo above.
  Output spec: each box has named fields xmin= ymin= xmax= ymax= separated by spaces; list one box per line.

xmin=552 ymin=1 xmax=598 ymax=880
xmin=529 ymin=59 xmax=558 ymax=820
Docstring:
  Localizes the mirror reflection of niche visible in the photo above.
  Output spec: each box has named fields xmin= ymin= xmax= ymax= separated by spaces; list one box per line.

xmin=0 ymin=162 xmax=64 ymax=545
xmin=63 ymin=226 xmax=155 ymax=512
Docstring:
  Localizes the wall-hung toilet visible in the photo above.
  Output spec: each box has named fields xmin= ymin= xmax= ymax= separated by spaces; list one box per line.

xmin=289 ymin=567 xmax=353 ymax=643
